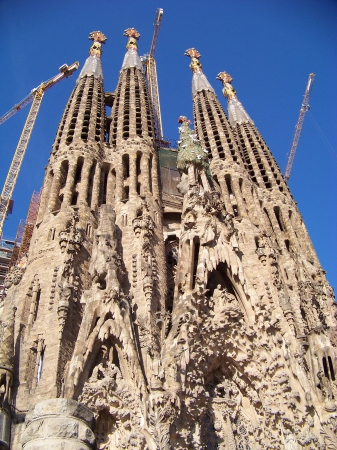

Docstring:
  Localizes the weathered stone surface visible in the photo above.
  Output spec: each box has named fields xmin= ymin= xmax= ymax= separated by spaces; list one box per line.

xmin=2 ymin=33 xmax=336 ymax=450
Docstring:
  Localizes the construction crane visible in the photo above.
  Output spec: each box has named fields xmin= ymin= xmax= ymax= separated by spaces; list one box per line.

xmin=141 ymin=8 xmax=169 ymax=148
xmin=0 ymin=61 xmax=79 ymax=238
xmin=284 ymin=73 xmax=316 ymax=183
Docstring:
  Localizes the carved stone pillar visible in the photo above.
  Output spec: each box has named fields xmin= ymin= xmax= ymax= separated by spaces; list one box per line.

xmin=48 ymin=167 xmax=63 ymax=212
xmin=78 ymin=159 xmax=92 ymax=206
xmin=63 ymin=163 xmax=77 ymax=206
xmin=217 ymin=176 xmax=234 ymax=215
xmin=152 ymin=152 xmax=160 ymax=201
xmin=91 ymin=163 xmax=101 ymax=208
xmin=21 ymin=399 xmax=96 ymax=450
xmin=142 ymin=155 xmax=150 ymax=196
xmin=231 ymin=177 xmax=246 ymax=217
xmin=116 ymin=159 xmax=124 ymax=202
xmin=130 ymin=154 xmax=137 ymax=196
xmin=106 ymin=168 xmax=116 ymax=205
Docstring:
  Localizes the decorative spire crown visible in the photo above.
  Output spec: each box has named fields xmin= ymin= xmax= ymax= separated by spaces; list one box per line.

xmin=78 ymin=32 xmax=106 ymax=81
xmin=216 ymin=72 xmax=237 ymax=99
xmin=176 ymin=116 xmax=209 ymax=174
xmin=121 ymin=28 xmax=142 ymax=70
xmin=216 ymin=71 xmax=253 ymax=126
xmin=88 ymin=31 xmax=107 ymax=57
xmin=124 ymin=28 xmax=141 ymax=51
xmin=185 ymin=48 xmax=214 ymax=96
xmin=185 ymin=48 xmax=202 ymax=73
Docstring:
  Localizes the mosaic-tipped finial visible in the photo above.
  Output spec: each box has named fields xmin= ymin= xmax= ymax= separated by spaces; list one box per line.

xmin=178 ymin=116 xmax=191 ymax=124
xmin=184 ymin=48 xmax=202 ymax=73
xmin=216 ymin=71 xmax=237 ymax=99
xmin=123 ymin=28 xmax=141 ymax=51
xmin=88 ymin=31 xmax=107 ymax=57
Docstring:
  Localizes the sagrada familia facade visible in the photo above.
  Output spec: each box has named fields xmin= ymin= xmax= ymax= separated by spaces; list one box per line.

xmin=0 ymin=29 xmax=336 ymax=450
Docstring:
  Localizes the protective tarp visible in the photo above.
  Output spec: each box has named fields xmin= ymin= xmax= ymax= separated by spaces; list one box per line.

xmin=227 ymin=97 xmax=254 ymax=127
xmin=159 ymin=148 xmax=178 ymax=169
xmin=160 ymin=167 xmax=182 ymax=196
xmin=159 ymin=148 xmax=182 ymax=196
xmin=192 ymin=70 xmax=215 ymax=96
xmin=78 ymin=55 xmax=104 ymax=81
xmin=122 ymin=49 xmax=142 ymax=70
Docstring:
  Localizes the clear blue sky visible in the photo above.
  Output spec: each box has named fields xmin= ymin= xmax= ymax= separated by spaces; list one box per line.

xmin=1 ymin=0 xmax=336 ymax=289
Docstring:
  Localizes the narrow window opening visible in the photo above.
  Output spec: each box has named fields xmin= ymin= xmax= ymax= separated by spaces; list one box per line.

xmin=71 ymin=192 xmax=78 ymax=206
xmin=328 ymin=356 xmax=335 ymax=381
xmin=34 ymin=289 xmax=41 ymax=322
xmin=123 ymin=186 xmax=129 ymax=201
xmin=122 ymin=154 xmax=130 ymax=180
xmin=86 ymin=223 xmax=92 ymax=237
xmin=149 ymin=154 xmax=153 ymax=194
xmin=285 ymin=239 xmax=290 ymax=252
xmin=74 ymin=157 xmax=84 ymax=184
xmin=37 ymin=348 xmax=44 ymax=383
xmin=87 ymin=161 xmax=96 ymax=207
xmin=225 ymin=175 xmax=233 ymax=197
xmin=323 ymin=357 xmax=330 ymax=379
xmin=192 ymin=241 xmax=200 ymax=290
xmin=274 ymin=206 xmax=284 ymax=231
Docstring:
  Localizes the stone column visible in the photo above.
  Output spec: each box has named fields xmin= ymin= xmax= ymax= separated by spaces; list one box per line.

xmin=152 ymin=153 xmax=160 ymax=201
xmin=106 ymin=168 xmax=116 ymax=206
xmin=78 ymin=159 xmax=92 ymax=206
xmin=21 ymin=399 xmax=96 ymax=450
xmin=142 ymin=155 xmax=150 ymax=196
xmin=129 ymin=154 xmax=137 ymax=197
xmin=266 ymin=205 xmax=284 ymax=250
xmin=48 ymin=166 xmax=63 ymax=212
xmin=231 ymin=177 xmax=246 ymax=217
xmin=217 ymin=175 xmax=234 ymax=214
xmin=115 ymin=159 xmax=124 ymax=202
xmin=63 ymin=163 xmax=77 ymax=206
xmin=91 ymin=163 xmax=101 ymax=208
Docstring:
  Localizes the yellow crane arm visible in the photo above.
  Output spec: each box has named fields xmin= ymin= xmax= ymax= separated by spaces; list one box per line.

xmin=0 ymin=62 xmax=79 ymax=238
xmin=284 ymin=73 xmax=316 ymax=183
xmin=146 ymin=8 xmax=164 ymax=146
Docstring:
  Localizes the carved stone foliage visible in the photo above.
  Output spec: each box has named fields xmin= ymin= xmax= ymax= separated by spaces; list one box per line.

xmin=4 ymin=256 xmax=27 ymax=289
xmin=133 ymin=202 xmax=158 ymax=311
xmin=79 ymin=345 xmax=147 ymax=450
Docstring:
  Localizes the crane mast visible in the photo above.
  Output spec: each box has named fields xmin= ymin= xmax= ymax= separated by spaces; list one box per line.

xmin=284 ymin=73 xmax=316 ymax=183
xmin=0 ymin=62 xmax=79 ymax=238
xmin=142 ymin=8 xmax=168 ymax=147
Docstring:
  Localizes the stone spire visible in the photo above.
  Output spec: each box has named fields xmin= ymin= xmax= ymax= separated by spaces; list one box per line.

xmin=184 ymin=48 xmax=214 ymax=97
xmin=51 ymin=31 xmax=107 ymax=154
xmin=77 ymin=30 xmax=106 ymax=81
xmin=109 ymin=28 xmax=154 ymax=146
xmin=216 ymin=71 xmax=253 ymax=127
xmin=121 ymin=27 xmax=142 ymax=70
xmin=37 ymin=32 xmax=107 ymax=219
xmin=216 ymin=70 xmax=289 ymax=195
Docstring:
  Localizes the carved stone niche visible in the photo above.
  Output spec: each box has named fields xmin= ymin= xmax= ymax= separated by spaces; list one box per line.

xmin=21 ymin=398 xmax=96 ymax=450
xmin=78 ymin=343 xmax=147 ymax=450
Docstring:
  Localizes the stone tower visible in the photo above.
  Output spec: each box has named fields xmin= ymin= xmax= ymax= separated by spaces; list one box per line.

xmin=0 ymin=33 xmax=336 ymax=450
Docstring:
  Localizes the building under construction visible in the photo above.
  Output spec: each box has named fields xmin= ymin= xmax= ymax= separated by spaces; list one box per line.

xmin=0 ymin=24 xmax=336 ymax=450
